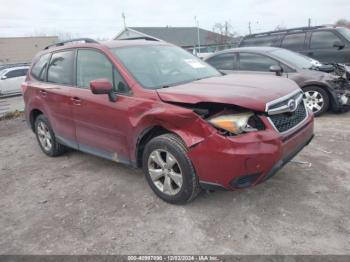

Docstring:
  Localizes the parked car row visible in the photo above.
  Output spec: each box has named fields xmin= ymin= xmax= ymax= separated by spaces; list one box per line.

xmin=23 ymin=38 xmax=314 ymax=204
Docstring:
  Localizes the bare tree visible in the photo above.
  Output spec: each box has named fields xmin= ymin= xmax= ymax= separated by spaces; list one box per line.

xmin=335 ymin=19 xmax=350 ymax=29
xmin=209 ymin=21 xmax=237 ymax=46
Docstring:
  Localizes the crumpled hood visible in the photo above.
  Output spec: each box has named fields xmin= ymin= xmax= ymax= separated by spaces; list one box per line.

xmin=157 ymin=74 xmax=300 ymax=112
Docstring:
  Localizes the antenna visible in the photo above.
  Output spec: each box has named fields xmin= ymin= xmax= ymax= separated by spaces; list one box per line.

xmin=122 ymin=12 xmax=126 ymax=29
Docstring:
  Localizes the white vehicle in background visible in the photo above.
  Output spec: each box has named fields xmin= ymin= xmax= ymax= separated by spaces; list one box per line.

xmin=0 ymin=66 xmax=29 ymax=96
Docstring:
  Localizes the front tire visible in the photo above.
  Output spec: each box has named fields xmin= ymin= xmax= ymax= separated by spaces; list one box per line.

xmin=303 ymin=86 xmax=330 ymax=117
xmin=142 ymin=134 xmax=201 ymax=204
xmin=34 ymin=114 xmax=67 ymax=157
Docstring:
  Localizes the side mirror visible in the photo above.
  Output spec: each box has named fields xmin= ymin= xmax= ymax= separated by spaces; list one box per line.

xmin=333 ymin=40 xmax=345 ymax=50
xmin=1 ymin=75 xmax=7 ymax=80
xmin=90 ymin=79 xmax=117 ymax=102
xmin=269 ymin=65 xmax=283 ymax=76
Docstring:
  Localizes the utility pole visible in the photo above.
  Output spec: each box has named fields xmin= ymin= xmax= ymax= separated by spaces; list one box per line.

xmin=248 ymin=21 xmax=252 ymax=35
xmin=308 ymin=18 xmax=311 ymax=27
xmin=194 ymin=16 xmax=201 ymax=54
xmin=122 ymin=12 xmax=126 ymax=29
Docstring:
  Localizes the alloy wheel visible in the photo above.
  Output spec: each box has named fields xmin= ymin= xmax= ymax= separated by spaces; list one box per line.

xmin=304 ymin=90 xmax=324 ymax=114
xmin=147 ymin=149 xmax=183 ymax=196
xmin=37 ymin=121 xmax=52 ymax=151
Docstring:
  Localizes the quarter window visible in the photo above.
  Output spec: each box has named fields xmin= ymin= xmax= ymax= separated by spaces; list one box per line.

xmin=281 ymin=33 xmax=306 ymax=50
xmin=238 ymin=53 xmax=279 ymax=71
xmin=310 ymin=31 xmax=342 ymax=49
xmin=206 ymin=53 xmax=236 ymax=70
xmin=47 ymin=50 xmax=75 ymax=85
xmin=76 ymin=49 xmax=129 ymax=93
xmin=31 ymin=53 xmax=51 ymax=81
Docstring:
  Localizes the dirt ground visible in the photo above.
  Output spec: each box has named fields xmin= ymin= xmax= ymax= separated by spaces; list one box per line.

xmin=0 ymin=112 xmax=349 ymax=255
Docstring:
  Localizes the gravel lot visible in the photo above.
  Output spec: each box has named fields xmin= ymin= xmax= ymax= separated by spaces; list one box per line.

xmin=0 ymin=112 xmax=349 ymax=255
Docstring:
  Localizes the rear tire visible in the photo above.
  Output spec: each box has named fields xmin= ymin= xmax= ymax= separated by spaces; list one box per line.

xmin=34 ymin=114 xmax=67 ymax=157
xmin=303 ymin=86 xmax=330 ymax=117
xmin=142 ymin=134 xmax=201 ymax=204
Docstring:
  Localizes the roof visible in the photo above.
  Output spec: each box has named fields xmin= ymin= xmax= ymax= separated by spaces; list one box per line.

xmin=116 ymin=27 xmax=236 ymax=47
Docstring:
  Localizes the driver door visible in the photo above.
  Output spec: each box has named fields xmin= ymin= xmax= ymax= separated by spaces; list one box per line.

xmin=71 ymin=48 xmax=133 ymax=164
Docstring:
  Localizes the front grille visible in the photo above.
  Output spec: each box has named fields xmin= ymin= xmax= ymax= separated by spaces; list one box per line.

xmin=269 ymin=102 xmax=307 ymax=133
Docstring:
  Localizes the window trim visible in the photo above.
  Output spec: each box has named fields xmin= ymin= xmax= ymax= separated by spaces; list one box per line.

xmin=30 ymin=52 xmax=52 ymax=82
xmin=75 ymin=47 xmax=132 ymax=96
xmin=237 ymin=52 xmax=282 ymax=72
xmin=5 ymin=68 xmax=28 ymax=79
xmin=309 ymin=30 xmax=343 ymax=50
xmin=47 ymin=49 xmax=77 ymax=86
xmin=206 ymin=52 xmax=237 ymax=70
xmin=281 ymin=32 xmax=306 ymax=50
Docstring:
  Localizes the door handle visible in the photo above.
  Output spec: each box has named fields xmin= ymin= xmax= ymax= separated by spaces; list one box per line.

xmin=71 ymin=96 xmax=82 ymax=105
xmin=39 ymin=90 xmax=47 ymax=96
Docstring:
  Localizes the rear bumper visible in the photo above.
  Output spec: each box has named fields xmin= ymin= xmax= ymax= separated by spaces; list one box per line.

xmin=189 ymin=112 xmax=314 ymax=190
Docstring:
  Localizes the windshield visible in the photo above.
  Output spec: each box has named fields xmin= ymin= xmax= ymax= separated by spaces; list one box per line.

xmin=111 ymin=45 xmax=220 ymax=89
xmin=269 ymin=49 xmax=314 ymax=69
xmin=337 ymin=27 xmax=350 ymax=42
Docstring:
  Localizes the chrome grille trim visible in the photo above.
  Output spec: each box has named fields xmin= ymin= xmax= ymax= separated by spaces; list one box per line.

xmin=266 ymin=90 xmax=309 ymax=134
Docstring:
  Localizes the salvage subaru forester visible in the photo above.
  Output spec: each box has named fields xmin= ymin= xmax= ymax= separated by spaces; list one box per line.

xmin=22 ymin=38 xmax=314 ymax=204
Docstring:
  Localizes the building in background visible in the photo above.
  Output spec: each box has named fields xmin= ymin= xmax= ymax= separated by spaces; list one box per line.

xmin=0 ymin=36 xmax=58 ymax=65
xmin=115 ymin=27 xmax=240 ymax=57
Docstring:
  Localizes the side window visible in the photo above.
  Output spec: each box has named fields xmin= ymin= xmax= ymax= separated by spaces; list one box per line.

xmin=310 ymin=31 xmax=342 ymax=49
xmin=238 ymin=53 xmax=279 ymax=71
xmin=206 ymin=53 xmax=236 ymax=70
xmin=47 ymin=50 xmax=75 ymax=85
xmin=281 ymin=33 xmax=306 ymax=50
xmin=76 ymin=49 xmax=129 ymax=93
xmin=241 ymin=35 xmax=279 ymax=47
xmin=31 ymin=53 xmax=51 ymax=81
xmin=5 ymin=69 xmax=27 ymax=78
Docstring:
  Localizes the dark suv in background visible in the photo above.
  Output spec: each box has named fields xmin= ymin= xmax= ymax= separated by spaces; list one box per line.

xmin=239 ymin=26 xmax=350 ymax=65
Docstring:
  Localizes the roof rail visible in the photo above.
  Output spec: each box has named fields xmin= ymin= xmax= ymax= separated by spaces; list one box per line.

xmin=44 ymin=38 xmax=99 ymax=50
xmin=119 ymin=36 xmax=160 ymax=41
xmin=245 ymin=25 xmax=334 ymax=38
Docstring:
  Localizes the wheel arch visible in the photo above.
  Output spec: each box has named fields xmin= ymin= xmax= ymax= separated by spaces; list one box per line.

xmin=29 ymin=108 xmax=44 ymax=131
xmin=135 ymin=125 xmax=190 ymax=168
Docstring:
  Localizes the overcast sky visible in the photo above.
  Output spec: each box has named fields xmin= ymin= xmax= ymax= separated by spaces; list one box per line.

xmin=0 ymin=0 xmax=349 ymax=39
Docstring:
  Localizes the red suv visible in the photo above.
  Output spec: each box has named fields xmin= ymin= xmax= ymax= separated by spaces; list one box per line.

xmin=22 ymin=38 xmax=314 ymax=204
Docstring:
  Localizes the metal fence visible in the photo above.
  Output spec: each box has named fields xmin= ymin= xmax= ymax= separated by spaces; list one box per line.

xmin=0 ymin=99 xmax=10 ymax=117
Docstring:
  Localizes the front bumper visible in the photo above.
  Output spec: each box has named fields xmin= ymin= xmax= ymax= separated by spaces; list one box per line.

xmin=188 ymin=112 xmax=314 ymax=190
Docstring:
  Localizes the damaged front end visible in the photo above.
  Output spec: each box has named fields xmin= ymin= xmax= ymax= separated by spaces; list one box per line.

xmin=319 ymin=63 xmax=350 ymax=110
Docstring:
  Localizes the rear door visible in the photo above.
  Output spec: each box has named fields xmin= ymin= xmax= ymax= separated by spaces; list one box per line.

xmin=30 ymin=50 xmax=77 ymax=147
xmin=307 ymin=30 xmax=348 ymax=63
xmin=71 ymin=48 xmax=133 ymax=163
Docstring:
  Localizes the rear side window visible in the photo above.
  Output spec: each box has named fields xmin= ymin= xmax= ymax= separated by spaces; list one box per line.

xmin=310 ymin=31 xmax=342 ymax=49
xmin=47 ymin=50 xmax=75 ymax=85
xmin=206 ymin=53 xmax=236 ymax=70
xmin=76 ymin=49 xmax=129 ymax=93
xmin=240 ymin=35 xmax=280 ymax=47
xmin=31 ymin=53 xmax=51 ymax=81
xmin=5 ymin=69 xmax=28 ymax=78
xmin=281 ymin=33 xmax=306 ymax=50
xmin=238 ymin=53 xmax=279 ymax=71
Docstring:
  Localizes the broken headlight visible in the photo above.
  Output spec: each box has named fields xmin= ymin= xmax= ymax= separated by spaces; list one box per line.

xmin=208 ymin=112 xmax=263 ymax=135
